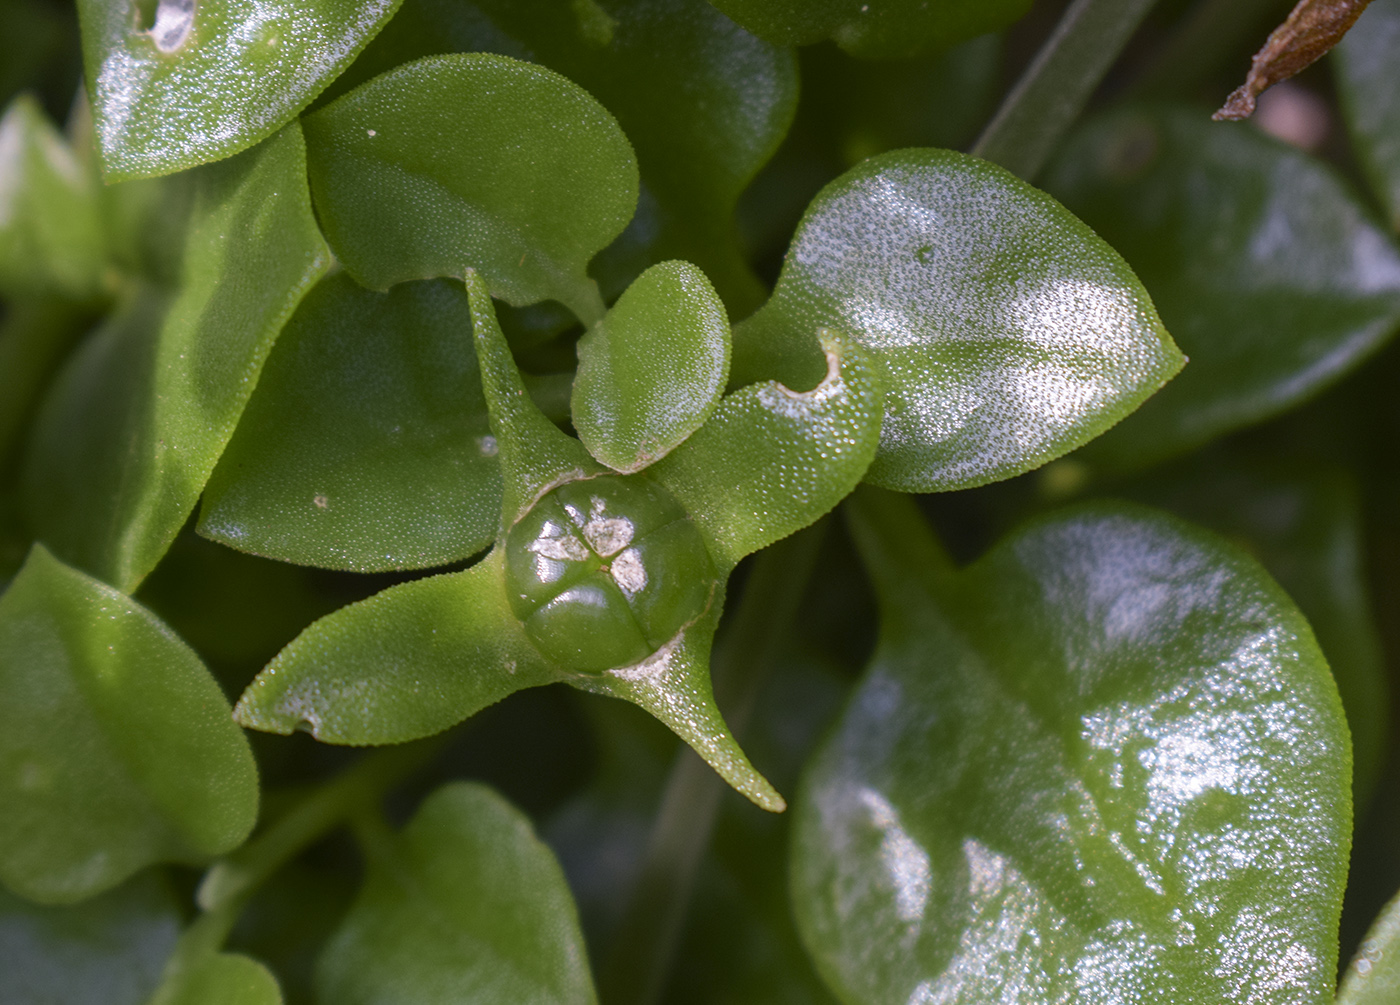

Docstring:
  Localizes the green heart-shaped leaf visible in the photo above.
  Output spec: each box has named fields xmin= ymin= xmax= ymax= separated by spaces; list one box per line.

xmin=0 ymin=94 xmax=107 ymax=302
xmin=317 ymin=782 xmax=596 ymax=1005
xmin=573 ymin=260 xmax=730 ymax=473
xmin=1045 ymin=106 xmax=1400 ymax=470
xmin=1339 ymin=887 xmax=1400 ymax=1005
xmin=199 ymin=273 xmax=500 ymax=573
xmin=705 ymin=0 xmax=1030 ymax=57
xmin=651 ymin=330 xmax=885 ymax=570
xmin=20 ymin=123 xmax=330 ymax=591
xmin=325 ymin=0 xmax=797 ymax=313
xmin=1335 ymin=0 xmax=1400 ymax=231
xmin=303 ymin=52 xmax=637 ymax=325
xmin=731 ymin=148 xmax=1183 ymax=494
xmin=0 ymin=873 xmax=179 ymax=1004
xmin=77 ymin=0 xmax=403 ymax=180
xmin=792 ymin=490 xmax=1351 ymax=1004
xmin=0 ymin=544 xmax=259 ymax=904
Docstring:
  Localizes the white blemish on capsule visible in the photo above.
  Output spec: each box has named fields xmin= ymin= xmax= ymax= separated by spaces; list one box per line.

xmin=366 ymin=128 xmax=376 ymax=137
xmin=579 ymin=496 xmax=634 ymax=557
xmin=527 ymin=520 xmax=588 ymax=562
xmin=477 ymin=435 xmax=497 ymax=456
xmin=610 ymin=547 xmax=646 ymax=596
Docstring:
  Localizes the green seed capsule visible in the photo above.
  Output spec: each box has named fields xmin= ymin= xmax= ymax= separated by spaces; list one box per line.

xmin=504 ymin=475 xmax=717 ymax=672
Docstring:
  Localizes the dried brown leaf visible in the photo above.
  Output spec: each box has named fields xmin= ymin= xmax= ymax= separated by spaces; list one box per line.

xmin=1214 ymin=0 xmax=1373 ymax=120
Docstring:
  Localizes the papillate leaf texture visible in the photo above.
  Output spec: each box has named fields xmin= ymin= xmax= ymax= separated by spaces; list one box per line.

xmin=303 ymin=52 xmax=636 ymax=325
xmin=200 ymin=274 xmax=500 ymax=572
xmin=1124 ymin=456 xmax=1388 ymax=809
xmin=0 ymin=545 xmax=259 ymax=905
xmin=317 ymin=782 xmax=596 ymax=1005
xmin=0 ymin=873 xmax=179 ymax=1005
xmin=1338 ymin=887 xmax=1400 ymax=1005
xmin=731 ymin=148 xmax=1183 ymax=493
xmin=573 ymin=260 xmax=730 ymax=474
xmin=792 ymin=490 xmax=1351 ymax=1005
xmin=20 ymin=123 xmax=329 ymax=592
xmin=76 ymin=0 xmax=403 ymax=179
xmin=326 ymin=0 xmax=797 ymax=313
xmin=1335 ymin=0 xmax=1400 ymax=231
xmin=0 ymin=94 xmax=107 ymax=302
xmin=705 ymin=0 xmax=1031 ymax=58
xmin=1047 ymin=105 xmax=1400 ymax=469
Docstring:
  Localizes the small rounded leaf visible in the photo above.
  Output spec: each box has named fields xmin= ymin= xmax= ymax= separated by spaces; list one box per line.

xmin=0 ymin=545 xmax=259 ymax=904
xmin=150 ymin=953 xmax=283 ymax=1005
xmin=793 ymin=494 xmax=1352 ymax=1004
xmin=304 ymin=53 xmax=638 ymax=324
xmin=1045 ymin=106 xmax=1400 ymax=469
xmin=200 ymin=274 xmax=501 ymax=572
xmin=573 ymin=261 xmax=730 ymax=473
xmin=77 ymin=0 xmax=403 ymax=180
xmin=731 ymin=149 xmax=1183 ymax=493
xmin=317 ymin=782 xmax=596 ymax=1005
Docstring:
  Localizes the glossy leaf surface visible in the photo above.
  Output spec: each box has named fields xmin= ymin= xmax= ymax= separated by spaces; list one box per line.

xmin=76 ymin=0 xmax=402 ymax=180
xmin=1338 ymin=887 xmax=1400 ymax=1005
xmin=573 ymin=260 xmax=729 ymax=473
xmin=1046 ymin=106 xmax=1400 ymax=469
xmin=1335 ymin=0 xmax=1400 ymax=231
xmin=20 ymin=123 xmax=329 ymax=591
xmin=792 ymin=491 xmax=1351 ymax=1004
xmin=150 ymin=953 xmax=283 ymax=1005
xmin=329 ymin=0 xmax=796 ymax=312
xmin=317 ymin=782 xmax=596 ymax=1005
xmin=304 ymin=53 xmax=636 ymax=324
xmin=651 ymin=332 xmax=884 ymax=569
xmin=200 ymin=273 xmax=499 ymax=572
xmin=0 ymin=545 xmax=259 ymax=904
xmin=1124 ymin=457 xmax=1388 ymax=808
xmin=0 ymin=94 xmax=107 ymax=302
xmin=732 ymin=149 xmax=1182 ymax=493
xmin=233 ymin=551 xmax=556 ymax=743
xmin=0 ymin=873 xmax=179 ymax=1004
xmin=705 ymin=0 xmax=1031 ymax=57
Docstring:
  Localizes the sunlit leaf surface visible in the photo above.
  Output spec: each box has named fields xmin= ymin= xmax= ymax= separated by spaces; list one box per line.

xmin=732 ymin=149 xmax=1182 ymax=493
xmin=792 ymin=491 xmax=1351 ymax=1004
xmin=77 ymin=0 xmax=402 ymax=179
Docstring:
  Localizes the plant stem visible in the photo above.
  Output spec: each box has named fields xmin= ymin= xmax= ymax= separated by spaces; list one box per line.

xmin=972 ymin=0 xmax=1163 ymax=181
xmin=197 ymin=737 xmax=444 ymax=912
xmin=597 ymin=521 xmax=829 ymax=1005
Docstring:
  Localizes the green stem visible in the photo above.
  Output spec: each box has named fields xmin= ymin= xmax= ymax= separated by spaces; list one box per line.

xmin=197 ymin=738 xmax=443 ymax=912
xmin=597 ymin=521 xmax=829 ymax=1005
xmin=971 ymin=0 xmax=1163 ymax=181
xmin=844 ymin=485 xmax=957 ymax=607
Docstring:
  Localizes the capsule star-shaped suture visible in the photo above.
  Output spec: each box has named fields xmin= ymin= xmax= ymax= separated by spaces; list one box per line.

xmin=235 ymin=264 xmax=885 ymax=810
